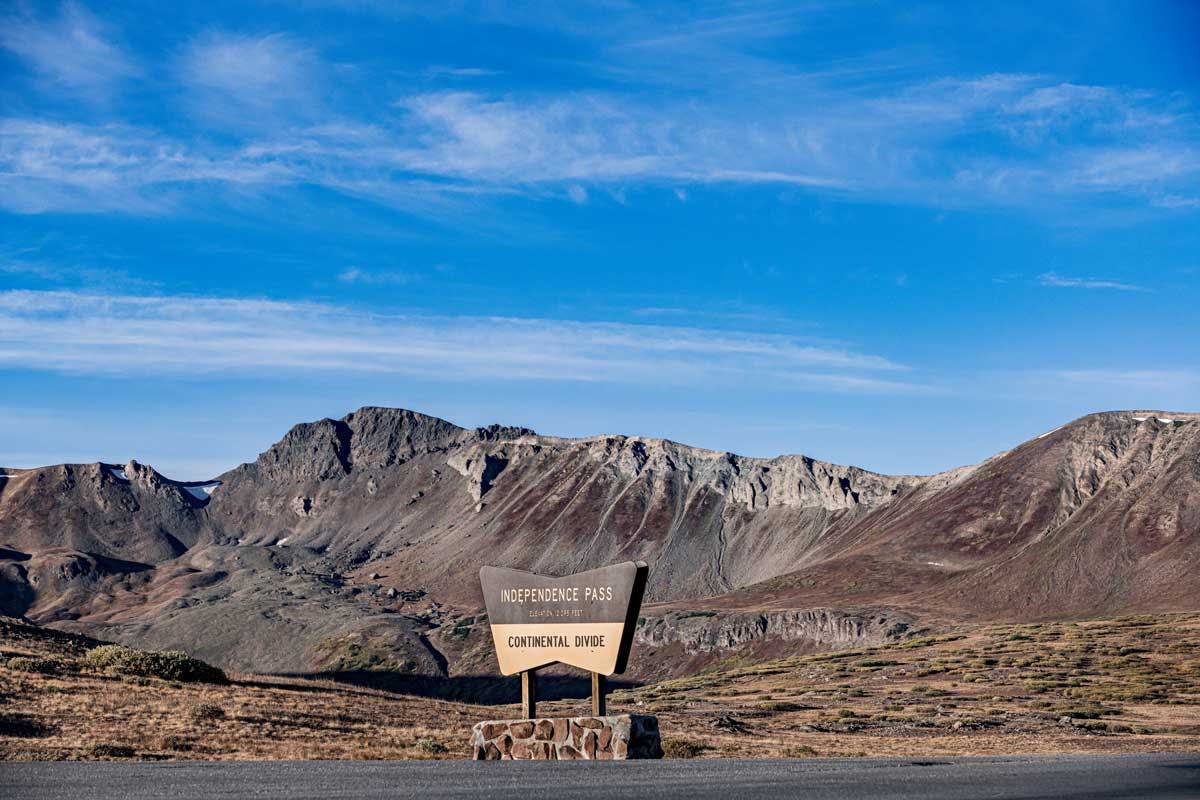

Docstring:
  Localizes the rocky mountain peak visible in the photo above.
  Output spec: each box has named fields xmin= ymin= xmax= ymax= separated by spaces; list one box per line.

xmin=234 ymin=417 xmax=354 ymax=483
xmin=342 ymin=407 xmax=469 ymax=468
xmin=223 ymin=407 xmax=536 ymax=484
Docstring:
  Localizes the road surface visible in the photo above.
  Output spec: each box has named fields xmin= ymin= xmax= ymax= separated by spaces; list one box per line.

xmin=3 ymin=754 xmax=1198 ymax=799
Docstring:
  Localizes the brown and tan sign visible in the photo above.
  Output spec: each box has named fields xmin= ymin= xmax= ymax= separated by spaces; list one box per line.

xmin=480 ymin=561 xmax=648 ymax=676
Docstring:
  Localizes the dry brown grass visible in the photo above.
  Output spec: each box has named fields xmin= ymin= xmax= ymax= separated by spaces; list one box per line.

xmin=0 ymin=624 xmax=493 ymax=761
xmin=595 ymin=612 xmax=1200 ymax=758
xmin=2 ymin=613 xmax=1198 ymax=760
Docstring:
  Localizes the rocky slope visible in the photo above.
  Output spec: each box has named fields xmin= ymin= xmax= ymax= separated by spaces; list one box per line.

xmin=1 ymin=407 xmax=1196 ymax=678
xmin=702 ymin=411 xmax=1200 ymax=621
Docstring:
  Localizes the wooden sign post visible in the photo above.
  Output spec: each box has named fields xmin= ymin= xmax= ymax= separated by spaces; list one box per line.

xmin=480 ymin=561 xmax=649 ymax=718
xmin=521 ymin=669 xmax=537 ymax=719
xmin=591 ymin=671 xmax=606 ymax=716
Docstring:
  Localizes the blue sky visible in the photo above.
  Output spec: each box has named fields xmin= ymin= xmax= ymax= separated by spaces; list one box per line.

xmin=1 ymin=1 xmax=1198 ymax=479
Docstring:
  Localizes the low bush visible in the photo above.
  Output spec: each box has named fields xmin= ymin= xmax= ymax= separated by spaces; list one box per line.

xmin=6 ymin=657 xmax=59 ymax=675
xmin=415 ymin=738 xmax=447 ymax=756
xmin=663 ymin=738 xmax=708 ymax=759
xmin=782 ymin=745 xmax=818 ymax=758
xmin=1071 ymin=719 xmax=1110 ymax=732
xmin=84 ymin=645 xmax=227 ymax=684
xmin=758 ymin=701 xmax=811 ymax=712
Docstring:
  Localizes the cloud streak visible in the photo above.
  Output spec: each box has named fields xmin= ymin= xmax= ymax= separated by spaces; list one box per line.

xmin=0 ymin=290 xmax=923 ymax=393
xmin=1038 ymin=272 xmax=1147 ymax=291
xmin=337 ymin=267 xmax=415 ymax=285
xmin=0 ymin=119 xmax=295 ymax=214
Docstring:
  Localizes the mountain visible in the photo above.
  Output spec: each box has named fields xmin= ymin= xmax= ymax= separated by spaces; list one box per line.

xmin=1 ymin=407 xmax=1196 ymax=680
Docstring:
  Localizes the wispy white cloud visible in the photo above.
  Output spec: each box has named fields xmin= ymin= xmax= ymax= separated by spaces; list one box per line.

xmin=380 ymin=73 xmax=1197 ymax=205
xmin=423 ymin=66 xmax=502 ymax=78
xmin=0 ymin=240 xmax=162 ymax=288
xmin=628 ymin=302 xmax=814 ymax=329
xmin=1002 ymin=82 xmax=1179 ymax=136
xmin=0 ymin=260 xmax=57 ymax=280
xmin=389 ymin=91 xmax=686 ymax=185
xmin=0 ymin=119 xmax=296 ymax=213
xmin=337 ymin=267 xmax=415 ymax=285
xmin=178 ymin=32 xmax=321 ymax=125
xmin=0 ymin=2 xmax=136 ymax=97
xmin=0 ymin=290 xmax=923 ymax=393
xmin=0 ymin=257 xmax=156 ymax=289
xmin=1038 ymin=272 xmax=1146 ymax=291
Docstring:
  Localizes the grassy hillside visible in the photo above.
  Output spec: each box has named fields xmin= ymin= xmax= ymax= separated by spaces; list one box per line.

xmin=2 ymin=613 xmax=1198 ymax=760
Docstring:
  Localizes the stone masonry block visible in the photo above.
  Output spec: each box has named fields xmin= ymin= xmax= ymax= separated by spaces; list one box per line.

xmin=471 ymin=715 xmax=662 ymax=760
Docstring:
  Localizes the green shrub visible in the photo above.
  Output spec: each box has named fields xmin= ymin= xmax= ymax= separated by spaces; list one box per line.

xmin=6 ymin=657 xmax=59 ymax=675
xmin=781 ymin=745 xmax=818 ymax=758
xmin=84 ymin=645 xmax=227 ymax=684
xmin=415 ymin=738 xmax=447 ymax=756
xmin=758 ymin=701 xmax=810 ymax=712
xmin=663 ymin=738 xmax=708 ymax=759
xmin=1071 ymin=719 xmax=1109 ymax=731
xmin=1055 ymin=706 xmax=1104 ymax=720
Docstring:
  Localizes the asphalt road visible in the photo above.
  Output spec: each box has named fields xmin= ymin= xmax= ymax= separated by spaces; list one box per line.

xmin=3 ymin=754 xmax=1199 ymax=799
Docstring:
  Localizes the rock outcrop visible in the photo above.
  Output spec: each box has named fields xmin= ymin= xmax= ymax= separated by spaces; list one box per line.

xmin=635 ymin=608 xmax=913 ymax=654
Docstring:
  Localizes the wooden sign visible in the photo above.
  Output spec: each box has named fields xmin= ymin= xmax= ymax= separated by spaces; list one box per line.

xmin=480 ymin=561 xmax=648 ymax=676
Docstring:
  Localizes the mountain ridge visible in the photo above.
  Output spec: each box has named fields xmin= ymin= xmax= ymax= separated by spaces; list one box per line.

xmin=1 ymin=406 xmax=1196 ymax=678
xmin=6 ymin=405 xmax=1191 ymax=482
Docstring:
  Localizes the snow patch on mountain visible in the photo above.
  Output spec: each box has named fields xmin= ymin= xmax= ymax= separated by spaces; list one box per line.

xmin=182 ymin=482 xmax=221 ymax=502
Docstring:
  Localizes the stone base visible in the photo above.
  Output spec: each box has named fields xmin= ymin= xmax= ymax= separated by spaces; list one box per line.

xmin=471 ymin=714 xmax=662 ymax=760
